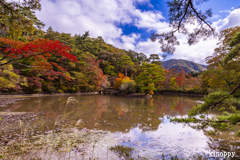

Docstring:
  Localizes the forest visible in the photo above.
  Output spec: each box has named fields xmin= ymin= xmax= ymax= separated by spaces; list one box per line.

xmin=0 ymin=4 xmax=204 ymax=95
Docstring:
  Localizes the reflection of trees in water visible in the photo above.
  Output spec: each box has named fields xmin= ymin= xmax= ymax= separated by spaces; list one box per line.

xmin=5 ymin=96 xmax=66 ymax=114
xmin=98 ymin=97 xmax=162 ymax=132
xmin=153 ymin=95 xmax=197 ymax=116
xmin=3 ymin=95 xmax=199 ymax=133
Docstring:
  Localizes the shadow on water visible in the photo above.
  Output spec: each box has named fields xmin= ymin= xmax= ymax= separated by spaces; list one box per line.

xmin=0 ymin=94 xmax=240 ymax=159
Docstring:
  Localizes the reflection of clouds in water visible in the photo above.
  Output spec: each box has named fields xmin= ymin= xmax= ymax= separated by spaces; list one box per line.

xmin=114 ymin=120 xmax=209 ymax=159
xmin=160 ymin=115 xmax=171 ymax=123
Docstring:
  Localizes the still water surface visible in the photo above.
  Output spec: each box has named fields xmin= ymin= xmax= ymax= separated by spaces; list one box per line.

xmin=0 ymin=94 xmax=240 ymax=159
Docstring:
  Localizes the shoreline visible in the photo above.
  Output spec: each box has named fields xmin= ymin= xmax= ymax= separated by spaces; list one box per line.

xmin=0 ymin=92 xmax=99 ymax=98
xmin=0 ymin=91 xmax=205 ymax=99
xmin=155 ymin=91 xmax=205 ymax=97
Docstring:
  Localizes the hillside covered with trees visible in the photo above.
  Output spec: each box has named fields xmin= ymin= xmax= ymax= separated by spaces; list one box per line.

xmin=161 ymin=59 xmax=208 ymax=73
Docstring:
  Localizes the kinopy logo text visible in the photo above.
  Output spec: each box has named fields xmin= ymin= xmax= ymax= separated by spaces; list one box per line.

xmin=209 ymin=151 xmax=235 ymax=158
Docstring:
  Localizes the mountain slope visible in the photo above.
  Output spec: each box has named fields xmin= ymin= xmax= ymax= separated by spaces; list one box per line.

xmin=161 ymin=59 xmax=207 ymax=73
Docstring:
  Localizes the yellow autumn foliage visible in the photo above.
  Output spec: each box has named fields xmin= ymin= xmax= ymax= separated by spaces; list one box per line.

xmin=114 ymin=73 xmax=130 ymax=89
xmin=0 ymin=63 xmax=28 ymax=90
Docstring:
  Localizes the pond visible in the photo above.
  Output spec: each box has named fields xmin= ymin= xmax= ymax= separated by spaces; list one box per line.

xmin=0 ymin=94 xmax=240 ymax=159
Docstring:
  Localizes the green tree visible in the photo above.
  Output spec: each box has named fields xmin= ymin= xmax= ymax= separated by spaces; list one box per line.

xmin=0 ymin=0 xmax=44 ymax=40
xmin=118 ymin=55 xmax=135 ymax=81
xmin=149 ymin=54 xmax=160 ymax=62
xmin=127 ymin=50 xmax=148 ymax=65
xmin=136 ymin=62 xmax=165 ymax=95
xmin=44 ymin=27 xmax=60 ymax=41
xmin=149 ymin=54 xmax=161 ymax=65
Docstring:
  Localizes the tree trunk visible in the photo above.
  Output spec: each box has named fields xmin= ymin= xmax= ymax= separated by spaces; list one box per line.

xmin=125 ymin=68 xmax=127 ymax=81
xmin=226 ymin=81 xmax=231 ymax=93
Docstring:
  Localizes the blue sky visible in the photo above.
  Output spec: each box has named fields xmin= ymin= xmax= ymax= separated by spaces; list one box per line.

xmin=36 ymin=0 xmax=240 ymax=64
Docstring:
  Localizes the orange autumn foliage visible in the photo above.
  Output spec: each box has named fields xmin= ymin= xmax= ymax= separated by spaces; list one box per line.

xmin=114 ymin=73 xmax=130 ymax=89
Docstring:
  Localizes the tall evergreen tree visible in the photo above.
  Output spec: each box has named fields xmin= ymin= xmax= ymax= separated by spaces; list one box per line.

xmin=118 ymin=55 xmax=135 ymax=81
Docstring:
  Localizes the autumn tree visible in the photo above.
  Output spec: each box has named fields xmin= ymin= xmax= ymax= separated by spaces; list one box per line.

xmin=203 ymin=27 xmax=240 ymax=92
xmin=170 ymin=77 xmax=177 ymax=89
xmin=160 ymin=68 xmax=178 ymax=89
xmin=172 ymin=27 xmax=240 ymax=136
xmin=0 ymin=63 xmax=27 ymax=92
xmin=83 ymin=54 xmax=106 ymax=91
xmin=0 ymin=38 xmax=77 ymax=66
xmin=0 ymin=37 xmax=78 ymax=92
xmin=176 ymin=76 xmax=184 ymax=87
xmin=115 ymin=72 xmax=130 ymax=89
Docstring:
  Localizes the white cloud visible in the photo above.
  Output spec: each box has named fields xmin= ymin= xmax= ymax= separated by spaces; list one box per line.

xmin=148 ymin=3 xmax=154 ymax=8
xmin=172 ymin=38 xmax=218 ymax=64
xmin=35 ymin=0 xmax=240 ymax=65
xmin=36 ymin=0 xmax=128 ymax=40
xmin=109 ymin=33 xmax=141 ymax=50
xmin=214 ymin=9 xmax=240 ymax=31
xmin=133 ymin=35 xmax=218 ymax=65
xmin=219 ymin=10 xmax=231 ymax=13
xmin=133 ymin=0 xmax=150 ymax=4
xmin=121 ymin=33 xmax=140 ymax=44
xmin=135 ymin=39 xmax=161 ymax=57
xmin=36 ymin=0 xmax=167 ymax=51
xmin=210 ymin=14 xmax=221 ymax=20
xmin=132 ymin=20 xmax=218 ymax=64
xmin=134 ymin=10 xmax=169 ymax=32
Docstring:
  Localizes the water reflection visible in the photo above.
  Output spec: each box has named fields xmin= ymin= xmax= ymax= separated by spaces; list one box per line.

xmin=206 ymin=132 xmax=240 ymax=159
xmin=116 ymin=117 xmax=209 ymax=159
xmin=0 ymin=94 xmax=239 ymax=158
xmin=0 ymin=95 xmax=194 ymax=132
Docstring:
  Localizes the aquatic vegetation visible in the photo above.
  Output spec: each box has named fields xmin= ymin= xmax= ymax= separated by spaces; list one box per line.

xmin=237 ymin=130 xmax=240 ymax=137
xmin=110 ymin=145 xmax=134 ymax=159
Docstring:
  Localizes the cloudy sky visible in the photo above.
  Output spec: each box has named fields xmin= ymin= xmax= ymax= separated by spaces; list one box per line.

xmin=35 ymin=0 xmax=240 ymax=64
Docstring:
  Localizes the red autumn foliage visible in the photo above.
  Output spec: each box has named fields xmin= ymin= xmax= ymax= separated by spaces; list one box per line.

xmin=176 ymin=76 xmax=184 ymax=87
xmin=86 ymin=55 xmax=106 ymax=89
xmin=0 ymin=38 xmax=78 ymax=63
xmin=0 ymin=38 xmax=78 ymax=80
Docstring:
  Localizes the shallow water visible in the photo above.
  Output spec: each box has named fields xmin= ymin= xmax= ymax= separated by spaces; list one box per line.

xmin=0 ymin=94 xmax=240 ymax=159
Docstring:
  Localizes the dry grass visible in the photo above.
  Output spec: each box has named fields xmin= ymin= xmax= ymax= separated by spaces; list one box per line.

xmin=0 ymin=97 xmax=119 ymax=160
